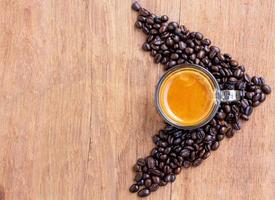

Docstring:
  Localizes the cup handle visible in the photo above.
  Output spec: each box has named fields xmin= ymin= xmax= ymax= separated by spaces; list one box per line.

xmin=220 ymin=90 xmax=245 ymax=102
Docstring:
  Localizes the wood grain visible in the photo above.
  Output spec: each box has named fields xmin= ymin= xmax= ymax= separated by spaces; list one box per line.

xmin=0 ymin=0 xmax=274 ymax=199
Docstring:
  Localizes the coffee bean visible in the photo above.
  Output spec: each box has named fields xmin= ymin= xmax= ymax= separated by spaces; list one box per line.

xmin=195 ymin=32 xmax=203 ymax=40
xmin=252 ymin=101 xmax=260 ymax=107
xmin=170 ymin=175 xmax=176 ymax=182
xmin=197 ymin=50 xmax=206 ymax=59
xmin=261 ymin=84 xmax=271 ymax=94
xmin=174 ymin=167 xmax=181 ymax=174
xmin=164 ymin=175 xmax=172 ymax=182
xmin=202 ymin=38 xmax=211 ymax=45
xmin=185 ymin=47 xmax=194 ymax=54
xmin=137 ymin=158 xmax=146 ymax=166
xmin=244 ymin=73 xmax=251 ymax=82
xmin=252 ymin=93 xmax=261 ymax=102
xmin=225 ymin=128 xmax=235 ymax=138
xmin=138 ymin=188 xmax=150 ymax=197
xmin=224 ymin=105 xmax=231 ymax=113
xmin=149 ymin=169 xmax=162 ymax=177
xmin=178 ymin=41 xmax=187 ymax=50
xmin=161 ymin=15 xmax=169 ymax=22
xmin=129 ymin=184 xmax=139 ymax=193
xmin=152 ymin=176 xmax=160 ymax=184
xmin=170 ymin=53 xmax=179 ymax=60
xmin=167 ymin=60 xmax=177 ymax=69
xmin=159 ymin=180 xmax=168 ymax=186
xmin=149 ymin=184 xmax=159 ymax=192
xmin=182 ymin=161 xmax=191 ymax=168
xmin=216 ymin=112 xmax=226 ymax=120
xmin=146 ymin=157 xmax=155 ymax=169
xmin=216 ymin=134 xmax=225 ymax=141
xmin=246 ymin=92 xmax=254 ymax=99
xmin=135 ymin=21 xmax=143 ymax=29
xmin=202 ymin=151 xmax=211 ymax=159
xmin=230 ymin=60 xmax=238 ymax=67
xmin=211 ymin=141 xmax=220 ymax=150
xmin=244 ymin=106 xmax=253 ymax=116
xmin=142 ymin=42 xmax=151 ymax=51
xmin=139 ymin=8 xmax=150 ymax=17
xmin=259 ymin=93 xmax=266 ymax=102
xmin=144 ymin=179 xmax=152 ymax=187
xmin=193 ymin=158 xmax=203 ymax=167
xmin=241 ymin=99 xmax=249 ymax=108
xmin=240 ymin=114 xmax=249 ymax=121
xmin=133 ymin=164 xmax=141 ymax=172
xmin=166 ymin=38 xmax=174 ymax=46
xmin=132 ymin=2 xmax=141 ymax=11
xmin=154 ymin=54 xmax=162 ymax=63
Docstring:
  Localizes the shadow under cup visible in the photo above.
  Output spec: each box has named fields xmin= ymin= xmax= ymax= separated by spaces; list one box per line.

xmin=155 ymin=64 xmax=223 ymax=130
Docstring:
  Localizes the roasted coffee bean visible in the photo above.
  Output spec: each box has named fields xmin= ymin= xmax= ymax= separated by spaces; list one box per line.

xmin=146 ymin=157 xmax=155 ymax=169
xmin=211 ymin=141 xmax=220 ymax=150
xmin=261 ymin=84 xmax=271 ymax=94
xmin=137 ymin=158 xmax=146 ymax=166
xmin=185 ymin=47 xmax=194 ymax=54
xmin=202 ymin=151 xmax=211 ymax=159
xmin=161 ymin=15 xmax=169 ymax=22
xmin=134 ymin=172 xmax=143 ymax=182
xmin=244 ymin=106 xmax=253 ymax=116
xmin=170 ymin=175 xmax=176 ymax=182
xmin=241 ymin=114 xmax=249 ymax=121
xmin=135 ymin=21 xmax=143 ymax=29
xmin=193 ymin=158 xmax=203 ymax=167
xmin=216 ymin=134 xmax=225 ymax=141
xmin=259 ymin=93 xmax=266 ymax=102
xmin=216 ymin=112 xmax=226 ymax=120
xmin=142 ymin=42 xmax=151 ymax=51
xmin=132 ymin=1 xmax=141 ymax=11
xmin=225 ymin=128 xmax=235 ymax=138
xmin=252 ymin=93 xmax=261 ymax=102
xmin=137 ymin=179 xmax=144 ymax=186
xmin=183 ymin=161 xmax=191 ymax=168
xmin=149 ymin=184 xmax=159 ymax=192
xmin=149 ymin=169 xmax=162 ymax=177
xmin=159 ymin=180 xmax=168 ymax=186
xmin=164 ymin=175 xmax=172 ymax=182
xmin=170 ymin=53 xmax=179 ymax=60
xmin=152 ymin=176 xmax=160 ymax=184
xmin=139 ymin=8 xmax=150 ymax=17
xmin=224 ymin=105 xmax=231 ymax=113
xmin=154 ymin=54 xmax=162 ymax=63
xmin=144 ymin=179 xmax=152 ymax=187
xmin=246 ymin=92 xmax=254 ymax=99
xmin=241 ymin=99 xmax=249 ymax=108
xmin=143 ymin=173 xmax=150 ymax=180
xmin=129 ymin=184 xmax=139 ymax=193
xmin=166 ymin=37 xmax=174 ymax=46
xmin=230 ymin=60 xmax=238 ymax=67
xmin=138 ymin=188 xmax=150 ymax=197
xmin=174 ymin=167 xmax=181 ymax=174
xmin=252 ymin=101 xmax=260 ymax=107
xmin=133 ymin=164 xmax=141 ymax=172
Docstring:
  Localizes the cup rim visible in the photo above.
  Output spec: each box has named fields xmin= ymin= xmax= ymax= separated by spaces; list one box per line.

xmin=155 ymin=63 xmax=221 ymax=130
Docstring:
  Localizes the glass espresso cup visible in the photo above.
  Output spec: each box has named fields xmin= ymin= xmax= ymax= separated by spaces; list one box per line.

xmin=155 ymin=64 xmax=244 ymax=130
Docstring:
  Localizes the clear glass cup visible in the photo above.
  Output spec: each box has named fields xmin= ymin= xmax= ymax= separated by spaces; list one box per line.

xmin=155 ymin=64 xmax=244 ymax=130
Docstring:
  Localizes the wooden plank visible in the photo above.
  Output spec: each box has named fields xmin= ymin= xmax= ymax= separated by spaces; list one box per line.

xmin=0 ymin=0 xmax=274 ymax=200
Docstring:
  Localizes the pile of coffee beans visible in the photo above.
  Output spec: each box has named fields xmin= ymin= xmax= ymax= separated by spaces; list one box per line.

xmin=130 ymin=2 xmax=271 ymax=197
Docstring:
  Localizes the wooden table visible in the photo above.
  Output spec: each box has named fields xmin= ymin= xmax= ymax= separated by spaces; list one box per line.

xmin=0 ymin=0 xmax=274 ymax=199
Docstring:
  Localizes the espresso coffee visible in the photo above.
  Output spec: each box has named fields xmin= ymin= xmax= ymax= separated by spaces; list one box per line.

xmin=158 ymin=67 xmax=216 ymax=127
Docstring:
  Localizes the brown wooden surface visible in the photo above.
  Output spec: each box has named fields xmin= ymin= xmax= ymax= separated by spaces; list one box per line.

xmin=0 ymin=0 xmax=274 ymax=200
